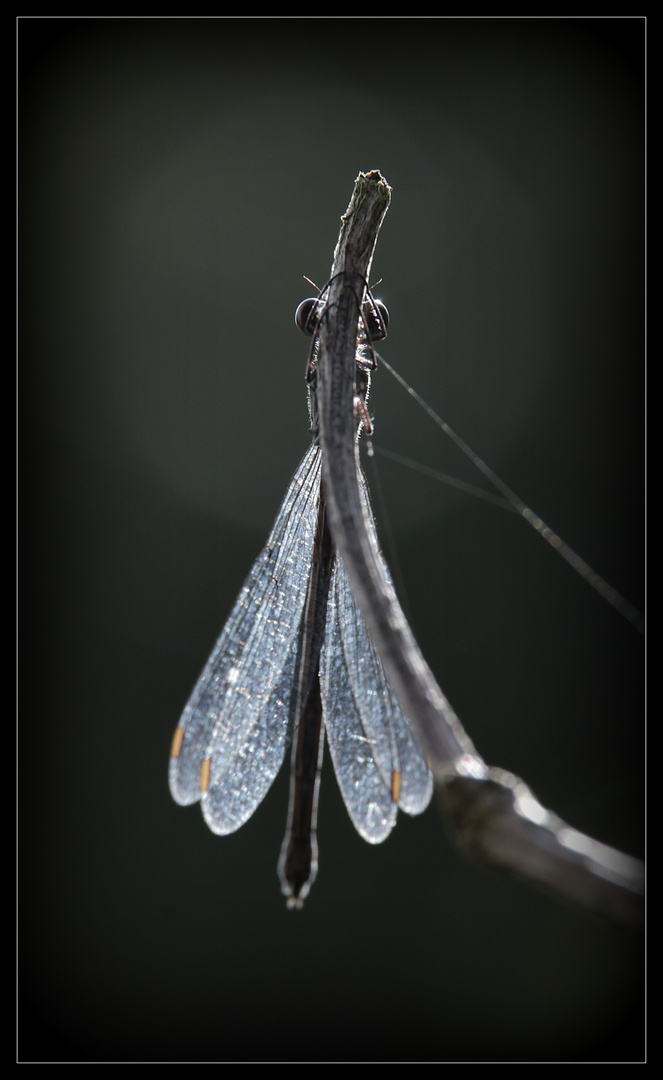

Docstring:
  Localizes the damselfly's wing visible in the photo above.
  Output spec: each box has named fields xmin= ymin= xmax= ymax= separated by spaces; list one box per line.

xmin=321 ymin=468 xmax=434 ymax=843
xmin=169 ymin=445 xmax=322 ymax=834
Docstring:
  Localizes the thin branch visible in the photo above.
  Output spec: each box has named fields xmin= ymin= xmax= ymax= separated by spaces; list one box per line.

xmin=316 ymin=170 xmax=644 ymax=925
xmin=317 ymin=172 xmax=481 ymax=773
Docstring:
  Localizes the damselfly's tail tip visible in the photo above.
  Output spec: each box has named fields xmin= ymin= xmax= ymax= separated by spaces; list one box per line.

xmin=281 ymin=877 xmax=310 ymax=910
xmin=285 ymin=894 xmax=305 ymax=911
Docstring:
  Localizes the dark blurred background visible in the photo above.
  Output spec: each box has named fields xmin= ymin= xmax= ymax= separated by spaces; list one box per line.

xmin=19 ymin=18 xmax=644 ymax=1063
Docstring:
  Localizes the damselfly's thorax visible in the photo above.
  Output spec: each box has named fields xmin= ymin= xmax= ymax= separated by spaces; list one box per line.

xmin=295 ymin=291 xmax=389 ymax=444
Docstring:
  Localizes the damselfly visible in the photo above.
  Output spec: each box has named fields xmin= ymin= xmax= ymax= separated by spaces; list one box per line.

xmin=169 ymin=289 xmax=433 ymax=908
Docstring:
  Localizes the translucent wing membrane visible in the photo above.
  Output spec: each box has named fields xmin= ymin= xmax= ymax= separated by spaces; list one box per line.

xmin=169 ymin=446 xmax=322 ymax=831
xmin=170 ymin=442 xmax=432 ymax=843
xmin=321 ymin=471 xmax=433 ymax=842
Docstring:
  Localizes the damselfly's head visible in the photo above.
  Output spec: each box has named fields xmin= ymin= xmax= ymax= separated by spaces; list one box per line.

xmin=295 ymin=295 xmax=389 ymax=344
xmin=299 ymin=291 xmax=385 ymax=444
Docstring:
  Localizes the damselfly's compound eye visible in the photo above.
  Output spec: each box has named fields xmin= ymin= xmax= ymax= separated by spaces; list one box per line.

xmin=363 ymin=298 xmax=389 ymax=342
xmin=295 ymin=297 xmax=322 ymax=336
